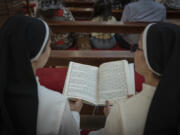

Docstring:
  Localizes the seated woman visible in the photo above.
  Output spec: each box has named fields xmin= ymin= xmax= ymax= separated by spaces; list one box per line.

xmin=90 ymin=0 xmax=117 ymax=49
xmin=38 ymin=0 xmax=75 ymax=50
xmin=0 ymin=16 xmax=82 ymax=135
xmin=115 ymin=0 xmax=166 ymax=50
xmin=89 ymin=23 xmax=180 ymax=135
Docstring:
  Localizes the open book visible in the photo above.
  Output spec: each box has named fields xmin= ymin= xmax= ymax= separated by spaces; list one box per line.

xmin=63 ymin=60 xmax=135 ymax=106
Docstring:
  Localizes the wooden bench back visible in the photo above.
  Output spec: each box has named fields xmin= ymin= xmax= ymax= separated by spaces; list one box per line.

xmin=46 ymin=50 xmax=134 ymax=67
xmin=48 ymin=21 xmax=149 ymax=33
xmin=64 ymin=0 xmax=95 ymax=8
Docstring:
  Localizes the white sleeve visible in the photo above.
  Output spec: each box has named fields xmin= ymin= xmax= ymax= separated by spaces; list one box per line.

xmin=59 ymin=101 xmax=81 ymax=135
xmin=72 ymin=111 xmax=80 ymax=128
xmin=103 ymin=88 xmax=155 ymax=135
xmin=103 ymin=103 xmax=124 ymax=135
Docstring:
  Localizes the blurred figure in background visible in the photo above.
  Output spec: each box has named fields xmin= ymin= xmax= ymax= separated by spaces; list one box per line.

xmin=115 ymin=0 xmax=166 ymax=50
xmin=166 ymin=0 xmax=180 ymax=9
xmin=90 ymin=0 xmax=117 ymax=49
xmin=111 ymin=0 xmax=137 ymax=9
xmin=38 ymin=0 xmax=75 ymax=50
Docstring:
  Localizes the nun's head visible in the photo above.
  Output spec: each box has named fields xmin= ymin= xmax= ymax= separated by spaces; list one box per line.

xmin=1 ymin=16 xmax=51 ymax=70
xmin=135 ymin=23 xmax=180 ymax=84
xmin=27 ymin=18 xmax=51 ymax=70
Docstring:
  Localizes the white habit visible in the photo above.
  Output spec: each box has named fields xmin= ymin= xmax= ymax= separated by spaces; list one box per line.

xmin=36 ymin=77 xmax=80 ymax=135
xmin=89 ymin=83 xmax=156 ymax=135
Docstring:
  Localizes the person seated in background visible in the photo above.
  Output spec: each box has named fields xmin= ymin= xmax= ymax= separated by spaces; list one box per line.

xmin=90 ymin=0 xmax=117 ymax=49
xmin=115 ymin=0 xmax=166 ymax=50
xmin=165 ymin=0 xmax=180 ymax=9
xmin=155 ymin=0 xmax=180 ymax=9
xmin=23 ymin=0 xmax=39 ymax=16
xmin=111 ymin=0 xmax=136 ymax=10
xmin=38 ymin=0 xmax=75 ymax=50
xmin=88 ymin=22 xmax=180 ymax=135
xmin=0 ymin=16 xmax=82 ymax=135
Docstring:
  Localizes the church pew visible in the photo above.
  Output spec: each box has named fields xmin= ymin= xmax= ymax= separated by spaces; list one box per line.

xmin=48 ymin=20 xmax=180 ymax=35
xmin=46 ymin=50 xmax=134 ymax=67
xmin=166 ymin=9 xmax=180 ymax=19
xmin=46 ymin=21 xmax=148 ymax=51
xmin=67 ymin=7 xmax=180 ymax=20
xmin=64 ymin=0 xmax=95 ymax=8
xmin=48 ymin=21 xmax=148 ymax=33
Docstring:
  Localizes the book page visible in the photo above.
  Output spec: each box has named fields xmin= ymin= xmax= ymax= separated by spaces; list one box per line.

xmin=128 ymin=63 xmax=135 ymax=95
xmin=97 ymin=60 xmax=132 ymax=105
xmin=63 ymin=62 xmax=98 ymax=105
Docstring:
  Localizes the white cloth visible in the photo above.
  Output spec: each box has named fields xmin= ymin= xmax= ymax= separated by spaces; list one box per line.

xmin=36 ymin=77 xmax=80 ymax=135
xmin=120 ymin=0 xmax=166 ymax=45
xmin=89 ymin=83 xmax=156 ymax=135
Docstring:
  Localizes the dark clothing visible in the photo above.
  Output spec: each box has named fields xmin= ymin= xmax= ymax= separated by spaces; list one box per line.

xmin=143 ymin=23 xmax=180 ymax=135
xmin=0 ymin=16 xmax=49 ymax=135
xmin=111 ymin=0 xmax=136 ymax=9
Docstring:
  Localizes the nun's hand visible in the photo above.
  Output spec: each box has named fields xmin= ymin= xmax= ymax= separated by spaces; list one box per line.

xmin=104 ymin=100 xmax=111 ymax=117
xmin=69 ymin=99 xmax=83 ymax=113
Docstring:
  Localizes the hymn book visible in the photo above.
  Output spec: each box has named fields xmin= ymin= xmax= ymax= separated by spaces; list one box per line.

xmin=63 ymin=61 xmax=135 ymax=106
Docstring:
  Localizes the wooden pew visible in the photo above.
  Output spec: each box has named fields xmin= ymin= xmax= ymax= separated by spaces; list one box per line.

xmin=48 ymin=21 xmax=148 ymax=33
xmin=46 ymin=50 xmax=134 ymax=67
xmin=64 ymin=0 xmax=95 ymax=8
xmin=68 ymin=7 xmax=180 ymax=20
xmin=46 ymin=20 xmax=179 ymax=67
xmin=166 ymin=9 xmax=180 ymax=19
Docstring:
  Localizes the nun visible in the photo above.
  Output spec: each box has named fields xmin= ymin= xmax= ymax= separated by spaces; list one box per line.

xmin=0 ymin=16 xmax=82 ymax=135
xmin=89 ymin=23 xmax=180 ymax=135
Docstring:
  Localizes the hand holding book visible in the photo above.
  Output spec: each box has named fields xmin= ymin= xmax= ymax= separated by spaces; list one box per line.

xmin=69 ymin=99 xmax=83 ymax=113
xmin=104 ymin=100 xmax=111 ymax=117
